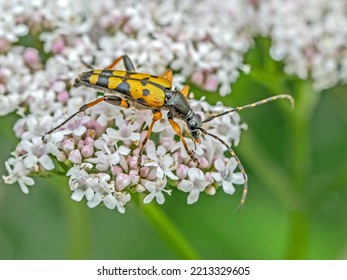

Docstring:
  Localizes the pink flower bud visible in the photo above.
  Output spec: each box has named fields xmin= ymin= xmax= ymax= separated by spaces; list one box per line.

xmin=62 ymin=139 xmax=75 ymax=153
xmin=57 ymin=91 xmax=69 ymax=104
xmin=81 ymin=145 xmax=94 ymax=158
xmin=128 ymin=156 xmax=138 ymax=170
xmin=129 ymin=169 xmax=139 ymax=185
xmin=52 ymin=38 xmax=65 ymax=54
xmin=84 ymin=136 xmax=94 ymax=146
xmin=176 ymin=164 xmax=188 ymax=179
xmin=111 ymin=165 xmax=123 ymax=175
xmin=116 ymin=173 xmax=131 ymax=191
xmin=68 ymin=149 xmax=82 ymax=164
xmin=139 ymin=166 xmax=150 ymax=178
xmin=198 ymin=157 xmax=209 ymax=169
xmin=188 ymin=160 xmax=198 ymax=167
xmin=191 ymin=71 xmax=204 ymax=84
xmin=24 ymin=48 xmax=41 ymax=69
xmin=204 ymin=74 xmax=219 ymax=91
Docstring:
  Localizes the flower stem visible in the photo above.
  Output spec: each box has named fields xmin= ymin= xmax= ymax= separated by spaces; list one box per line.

xmin=134 ymin=194 xmax=200 ymax=259
xmin=285 ymin=80 xmax=320 ymax=259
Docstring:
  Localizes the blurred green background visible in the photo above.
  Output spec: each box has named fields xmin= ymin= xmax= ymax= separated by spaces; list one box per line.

xmin=0 ymin=39 xmax=346 ymax=260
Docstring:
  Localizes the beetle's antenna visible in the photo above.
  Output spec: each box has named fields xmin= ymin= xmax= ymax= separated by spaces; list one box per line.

xmin=202 ymin=94 xmax=294 ymax=123
xmin=79 ymin=56 xmax=94 ymax=70
xmin=198 ymin=127 xmax=247 ymax=211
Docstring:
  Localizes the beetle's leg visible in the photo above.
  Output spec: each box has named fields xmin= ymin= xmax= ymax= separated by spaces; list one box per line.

xmin=137 ymin=111 xmax=162 ymax=169
xmin=167 ymin=113 xmax=198 ymax=164
xmin=42 ymin=95 xmax=130 ymax=139
xmin=104 ymin=95 xmax=130 ymax=108
xmin=105 ymin=55 xmax=136 ymax=72
xmin=160 ymin=69 xmax=173 ymax=84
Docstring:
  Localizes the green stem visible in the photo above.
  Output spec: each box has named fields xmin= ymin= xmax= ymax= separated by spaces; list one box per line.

xmin=285 ymin=210 xmax=310 ymax=259
xmin=291 ymin=81 xmax=320 ymax=190
xmin=285 ymin=80 xmax=320 ymax=259
xmin=134 ymin=195 xmax=200 ymax=260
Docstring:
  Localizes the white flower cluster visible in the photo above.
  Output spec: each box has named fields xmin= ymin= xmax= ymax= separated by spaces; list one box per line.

xmin=255 ymin=0 xmax=347 ymax=90
xmin=2 ymin=52 xmax=246 ymax=212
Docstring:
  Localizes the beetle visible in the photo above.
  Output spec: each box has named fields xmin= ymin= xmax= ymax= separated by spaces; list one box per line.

xmin=43 ymin=55 xmax=294 ymax=210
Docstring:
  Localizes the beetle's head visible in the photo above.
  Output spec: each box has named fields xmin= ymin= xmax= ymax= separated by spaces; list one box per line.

xmin=187 ymin=113 xmax=202 ymax=145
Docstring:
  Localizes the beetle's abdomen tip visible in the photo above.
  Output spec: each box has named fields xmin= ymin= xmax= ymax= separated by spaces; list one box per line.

xmin=73 ymin=71 xmax=94 ymax=88
xmin=73 ymin=78 xmax=81 ymax=88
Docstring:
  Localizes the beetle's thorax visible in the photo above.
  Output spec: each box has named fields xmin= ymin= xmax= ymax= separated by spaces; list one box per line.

xmin=165 ymin=89 xmax=193 ymax=120
xmin=165 ymin=89 xmax=202 ymax=141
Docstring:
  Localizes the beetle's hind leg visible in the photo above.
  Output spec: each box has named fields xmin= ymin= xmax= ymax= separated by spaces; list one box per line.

xmin=105 ymin=55 xmax=136 ymax=72
xmin=42 ymin=95 xmax=130 ymax=139
xmin=79 ymin=54 xmax=136 ymax=72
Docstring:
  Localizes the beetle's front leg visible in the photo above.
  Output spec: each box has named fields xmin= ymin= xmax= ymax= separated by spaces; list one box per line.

xmin=167 ymin=113 xmax=199 ymax=165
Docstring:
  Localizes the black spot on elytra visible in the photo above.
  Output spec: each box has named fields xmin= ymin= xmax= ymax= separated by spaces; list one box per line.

xmin=142 ymin=89 xmax=150 ymax=96
xmin=141 ymin=77 xmax=149 ymax=86
xmin=115 ymin=81 xmax=131 ymax=93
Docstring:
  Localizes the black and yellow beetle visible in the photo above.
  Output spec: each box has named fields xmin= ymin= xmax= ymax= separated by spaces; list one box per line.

xmin=43 ymin=55 xmax=293 ymax=210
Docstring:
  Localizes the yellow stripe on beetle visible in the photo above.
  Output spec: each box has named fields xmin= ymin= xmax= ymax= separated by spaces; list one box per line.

xmin=88 ymin=74 xmax=99 ymax=85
